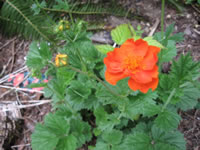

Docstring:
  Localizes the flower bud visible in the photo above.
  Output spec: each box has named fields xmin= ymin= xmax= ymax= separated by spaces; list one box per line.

xmin=55 ymin=54 xmax=68 ymax=67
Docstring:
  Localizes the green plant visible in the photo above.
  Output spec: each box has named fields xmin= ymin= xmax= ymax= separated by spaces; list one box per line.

xmin=26 ymin=20 xmax=200 ymax=150
xmin=0 ymin=0 xmax=142 ymax=40
xmin=24 ymin=1 xmax=200 ymax=150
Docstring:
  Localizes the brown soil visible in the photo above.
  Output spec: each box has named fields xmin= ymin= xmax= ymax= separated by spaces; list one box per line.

xmin=0 ymin=1 xmax=200 ymax=150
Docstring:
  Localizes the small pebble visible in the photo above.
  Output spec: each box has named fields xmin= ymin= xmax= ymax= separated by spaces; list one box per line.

xmin=175 ymin=26 xmax=178 ymax=31
xmin=184 ymin=27 xmax=192 ymax=35
xmin=146 ymin=23 xmax=150 ymax=27
xmin=187 ymin=44 xmax=192 ymax=48
xmin=186 ymin=14 xmax=191 ymax=19
xmin=166 ymin=14 xmax=171 ymax=19
xmin=195 ymin=24 xmax=199 ymax=28
xmin=192 ymin=33 xmax=197 ymax=38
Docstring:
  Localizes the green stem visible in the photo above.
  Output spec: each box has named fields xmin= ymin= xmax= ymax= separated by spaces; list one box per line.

xmin=161 ymin=88 xmax=176 ymax=112
xmin=161 ymin=0 xmax=165 ymax=39
xmin=69 ymin=13 xmax=75 ymax=27
xmin=75 ymin=48 xmax=87 ymax=72
xmin=35 ymin=0 xmax=55 ymax=25
xmin=67 ymin=65 xmax=124 ymax=99
xmin=6 ymin=0 xmax=52 ymax=42
xmin=90 ymin=74 xmax=124 ymax=99
xmin=40 ymin=7 xmax=143 ymax=20
xmin=46 ymin=85 xmax=76 ymax=115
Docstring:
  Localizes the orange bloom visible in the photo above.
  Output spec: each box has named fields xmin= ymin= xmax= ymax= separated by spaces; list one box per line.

xmin=104 ymin=39 xmax=160 ymax=93
xmin=55 ymin=54 xmax=68 ymax=67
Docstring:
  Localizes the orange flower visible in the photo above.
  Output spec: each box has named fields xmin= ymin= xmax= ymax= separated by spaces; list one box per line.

xmin=55 ymin=54 xmax=68 ymax=67
xmin=104 ymin=39 xmax=160 ymax=93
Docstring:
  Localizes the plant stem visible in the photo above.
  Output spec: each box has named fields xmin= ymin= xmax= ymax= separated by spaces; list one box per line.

xmin=69 ymin=13 xmax=75 ymax=27
xmin=75 ymin=48 xmax=87 ymax=72
xmin=35 ymin=0 xmax=55 ymax=25
xmin=46 ymin=85 xmax=76 ymax=115
xmin=161 ymin=88 xmax=176 ymax=112
xmin=6 ymin=0 xmax=52 ymax=42
xmin=161 ymin=0 xmax=165 ymax=38
xmin=91 ymin=74 xmax=124 ymax=99
xmin=67 ymin=65 xmax=124 ymax=99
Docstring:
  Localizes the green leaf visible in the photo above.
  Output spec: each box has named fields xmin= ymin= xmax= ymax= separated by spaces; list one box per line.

xmin=39 ymin=41 xmax=52 ymax=60
xmin=66 ymin=80 xmax=92 ymax=111
xmin=55 ymin=106 xmax=73 ymax=118
xmin=31 ymin=1 xmax=46 ymax=15
xmin=31 ymin=4 xmax=40 ymax=15
xmin=102 ymin=129 xmax=123 ymax=145
xmin=196 ymin=101 xmax=200 ymax=109
xmin=43 ymin=87 xmax=53 ymax=98
xmin=66 ymin=38 xmax=101 ymax=69
xmin=94 ymin=107 xmax=120 ymax=131
xmin=96 ymin=78 xmax=131 ymax=105
xmin=26 ymin=41 xmax=52 ymax=70
xmin=27 ymin=82 xmax=47 ymax=88
xmin=44 ymin=113 xmax=70 ymax=136
xmin=94 ymin=141 xmax=109 ymax=150
xmin=152 ymin=125 xmax=186 ymax=150
xmin=47 ymin=79 xmax=67 ymax=106
xmin=53 ymin=0 xmax=69 ymax=10
xmin=95 ymin=44 xmax=114 ymax=54
xmin=165 ymin=23 xmax=174 ymax=39
xmin=124 ymin=132 xmax=154 ymax=150
xmin=94 ymin=107 xmax=108 ymax=125
xmin=31 ymin=124 xmax=59 ymax=150
xmin=170 ymin=53 xmax=200 ymax=84
xmin=143 ymin=36 xmax=164 ymax=48
xmin=31 ymin=113 xmax=71 ymax=150
xmin=26 ymin=42 xmax=43 ymax=70
xmin=111 ymin=24 xmax=134 ymax=45
xmin=176 ymin=84 xmax=200 ymax=111
xmin=159 ymin=40 xmax=177 ymax=63
xmin=154 ymin=110 xmax=181 ymax=131
xmin=154 ymin=143 xmax=178 ymax=150
xmin=56 ymin=67 xmax=76 ymax=86
xmin=154 ymin=24 xmax=183 ymax=46
xmin=133 ymin=122 xmax=149 ymax=133
xmin=56 ymin=135 xmax=77 ymax=150
xmin=158 ymin=53 xmax=200 ymax=104
xmin=70 ymin=119 xmax=92 ymax=147
xmin=122 ymin=91 xmax=159 ymax=119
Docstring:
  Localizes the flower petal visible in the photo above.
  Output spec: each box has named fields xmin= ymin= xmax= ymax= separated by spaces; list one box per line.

xmin=132 ymin=65 xmax=158 ymax=83
xmin=132 ymin=71 xmax=152 ymax=84
xmin=149 ymin=45 xmax=160 ymax=55
xmin=141 ymin=49 xmax=158 ymax=70
xmin=104 ymin=55 xmax=123 ymax=73
xmin=114 ymin=40 xmax=136 ymax=60
xmin=105 ymin=70 xmax=128 ymax=85
xmin=133 ymin=39 xmax=148 ymax=57
xmin=128 ymin=78 xmax=159 ymax=93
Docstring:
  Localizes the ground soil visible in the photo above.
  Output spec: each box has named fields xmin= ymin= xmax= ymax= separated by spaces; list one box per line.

xmin=0 ymin=0 xmax=200 ymax=150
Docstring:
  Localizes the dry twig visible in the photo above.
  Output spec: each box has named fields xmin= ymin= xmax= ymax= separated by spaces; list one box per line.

xmin=0 ymin=85 xmax=44 ymax=94
xmin=148 ymin=18 xmax=160 ymax=36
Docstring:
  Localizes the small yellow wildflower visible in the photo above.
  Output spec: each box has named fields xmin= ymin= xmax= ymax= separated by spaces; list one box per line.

xmin=55 ymin=54 xmax=68 ymax=67
xmin=59 ymin=25 xmax=64 ymax=31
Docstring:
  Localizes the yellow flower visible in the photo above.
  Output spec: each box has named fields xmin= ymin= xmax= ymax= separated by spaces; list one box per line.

xmin=59 ymin=25 xmax=64 ymax=31
xmin=55 ymin=54 xmax=68 ymax=67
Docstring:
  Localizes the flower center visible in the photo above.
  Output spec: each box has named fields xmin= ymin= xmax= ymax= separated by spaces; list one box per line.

xmin=123 ymin=56 xmax=142 ymax=73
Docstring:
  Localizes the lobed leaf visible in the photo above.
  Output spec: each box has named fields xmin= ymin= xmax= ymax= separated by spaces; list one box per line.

xmin=154 ymin=110 xmax=181 ymax=131
xmin=111 ymin=24 xmax=134 ymax=45
xmin=102 ymin=129 xmax=123 ymax=145
xmin=143 ymin=36 xmax=164 ymax=49
xmin=95 ymin=44 xmax=114 ymax=54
